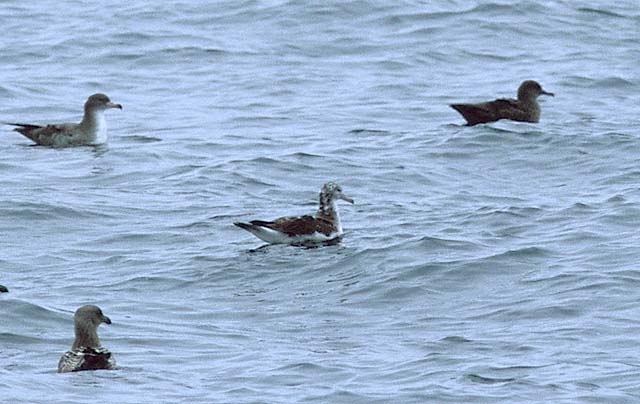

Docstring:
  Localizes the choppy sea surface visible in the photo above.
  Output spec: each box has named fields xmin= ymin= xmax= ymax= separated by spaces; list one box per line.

xmin=1 ymin=1 xmax=640 ymax=403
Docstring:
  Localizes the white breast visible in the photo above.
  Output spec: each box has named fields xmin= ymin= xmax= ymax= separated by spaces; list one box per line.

xmin=92 ymin=113 xmax=108 ymax=144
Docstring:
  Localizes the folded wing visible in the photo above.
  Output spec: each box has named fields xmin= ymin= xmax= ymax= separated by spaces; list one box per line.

xmin=450 ymin=98 xmax=528 ymax=125
xmin=250 ymin=215 xmax=334 ymax=236
xmin=6 ymin=122 xmax=75 ymax=146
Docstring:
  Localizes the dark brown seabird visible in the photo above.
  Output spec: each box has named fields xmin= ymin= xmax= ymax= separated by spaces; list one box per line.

xmin=234 ymin=182 xmax=354 ymax=246
xmin=6 ymin=93 xmax=122 ymax=146
xmin=58 ymin=305 xmax=116 ymax=373
xmin=450 ymin=80 xmax=554 ymax=126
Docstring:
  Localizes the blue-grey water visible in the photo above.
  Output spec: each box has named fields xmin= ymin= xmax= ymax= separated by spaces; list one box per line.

xmin=1 ymin=1 xmax=640 ymax=403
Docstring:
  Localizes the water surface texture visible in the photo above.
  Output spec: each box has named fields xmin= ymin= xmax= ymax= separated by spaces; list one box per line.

xmin=1 ymin=1 xmax=640 ymax=403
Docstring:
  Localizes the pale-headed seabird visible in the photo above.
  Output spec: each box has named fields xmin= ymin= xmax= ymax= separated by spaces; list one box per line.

xmin=58 ymin=305 xmax=116 ymax=373
xmin=6 ymin=93 xmax=122 ymax=146
xmin=234 ymin=182 xmax=354 ymax=246
xmin=450 ymin=80 xmax=554 ymax=126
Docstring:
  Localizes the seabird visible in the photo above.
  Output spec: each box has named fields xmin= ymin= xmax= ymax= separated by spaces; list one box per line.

xmin=6 ymin=93 xmax=122 ymax=146
xmin=450 ymin=80 xmax=554 ymax=125
xmin=0 ymin=285 xmax=7 ymax=293
xmin=58 ymin=305 xmax=116 ymax=373
xmin=234 ymin=182 xmax=354 ymax=246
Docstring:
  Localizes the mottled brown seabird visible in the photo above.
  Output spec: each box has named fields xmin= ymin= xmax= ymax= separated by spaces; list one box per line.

xmin=450 ymin=80 xmax=554 ymax=126
xmin=58 ymin=305 xmax=116 ymax=373
xmin=234 ymin=182 xmax=354 ymax=246
xmin=6 ymin=93 xmax=122 ymax=146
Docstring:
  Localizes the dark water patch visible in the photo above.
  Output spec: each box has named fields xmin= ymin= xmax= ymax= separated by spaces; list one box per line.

xmin=377 ymin=9 xmax=461 ymax=27
xmin=577 ymin=7 xmax=630 ymax=19
xmin=285 ymin=151 xmax=327 ymax=160
xmin=440 ymin=335 xmax=473 ymax=344
xmin=472 ymin=205 xmax=544 ymax=220
xmin=348 ymin=128 xmax=391 ymax=135
xmin=559 ymin=280 xmax=626 ymax=296
xmin=229 ymin=115 xmax=291 ymax=124
xmin=372 ymin=59 xmax=414 ymax=71
xmin=461 ymin=50 xmax=514 ymax=62
xmin=410 ymin=235 xmax=483 ymax=254
xmin=272 ymin=361 xmax=334 ymax=374
xmin=510 ymin=303 xmax=586 ymax=320
xmin=161 ymin=46 xmax=227 ymax=56
xmin=375 ymin=285 xmax=429 ymax=302
xmin=486 ymin=246 xmax=553 ymax=260
xmin=466 ymin=373 xmax=517 ymax=384
xmin=468 ymin=2 xmax=546 ymax=14
xmin=561 ymin=75 xmax=638 ymax=90
xmin=106 ymin=276 xmax=191 ymax=292
xmin=305 ymin=390 xmax=373 ymax=404
xmin=119 ymin=135 xmax=163 ymax=143
xmin=589 ymin=77 xmax=637 ymax=90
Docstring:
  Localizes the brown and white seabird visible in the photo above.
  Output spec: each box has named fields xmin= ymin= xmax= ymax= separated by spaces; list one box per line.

xmin=6 ymin=93 xmax=122 ymax=146
xmin=450 ymin=80 xmax=554 ymax=126
xmin=234 ymin=182 xmax=354 ymax=246
xmin=58 ymin=305 xmax=116 ymax=373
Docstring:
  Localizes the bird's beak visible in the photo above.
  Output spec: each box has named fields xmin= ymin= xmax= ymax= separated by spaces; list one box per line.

xmin=107 ymin=102 xmax=123 ymax=110
xmin=541 ymin=89 xmax=554 ymax=97
xmin=339 ymin=194 xmax=354 ymax=204
xmin=102 ymin=315 xmax=112 ymax=325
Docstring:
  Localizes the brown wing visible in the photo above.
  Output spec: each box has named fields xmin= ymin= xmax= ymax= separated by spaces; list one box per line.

xmin=251 ymin=215 xmax=335 ymax=236
xmin=450 ymin=98 xmax=527 ymax=125
xmin=451 ymin=102 xmax=498 ymax=125
xmin=8 ymin=123 xmax=68 ymax=145
xmin=79 ymin=347 xmax=113 ymax=371
xmin=489 ymin=98 xmax=531 ymax=122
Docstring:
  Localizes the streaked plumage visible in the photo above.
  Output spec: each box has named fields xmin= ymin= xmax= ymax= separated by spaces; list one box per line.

xmin=58 ymin=347 xmax=115 ymax=373
xmin=6 ymin=93 xmax=122 ymax=146
xmin=450 ymin=80 xmax=554 ymax=125
xmin=234 ymin=182 xmax=354 ymax=246
xmin=58 ymin=305 xmax=115 ymax=373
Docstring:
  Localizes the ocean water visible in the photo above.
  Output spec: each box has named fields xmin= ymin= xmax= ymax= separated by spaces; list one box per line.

xmin=1 ymin=1 xmax=640 ymax=402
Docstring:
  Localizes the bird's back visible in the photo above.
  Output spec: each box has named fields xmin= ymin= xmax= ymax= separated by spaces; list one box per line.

xmin=9 ymin=122 xmax=84 ymax=146
xmin=450 ymin=98 xmax=537 ymax=125
xmin=58 ymin=347 xmax=115 ymax=373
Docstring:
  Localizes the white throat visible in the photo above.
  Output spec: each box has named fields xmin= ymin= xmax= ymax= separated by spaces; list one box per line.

xmin=92 ymin=111 xmax=108 ymax=143
xmin=80 ymin=109 xmax=108 ymax=144
xmin=333 ymin=203 xmax=343 ymax=234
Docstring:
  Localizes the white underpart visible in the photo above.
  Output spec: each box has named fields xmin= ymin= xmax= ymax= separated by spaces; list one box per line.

xmin=240 ymin=189 xmax=348 ymax=245
xmin=246 ymin=198 xmax=343 ymax=245
xmin=86 ymin=110 xmax=108 ymax=144
xmin=328 ymin=199 xmax=342 ymax=234
xmin=243 ymin=225 xmax=341 ymax=245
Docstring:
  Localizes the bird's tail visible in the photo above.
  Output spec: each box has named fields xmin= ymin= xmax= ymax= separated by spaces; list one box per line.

xmin=3 ymin=122 xmax=41 ymax=129
xmin=449 ymin=104 xmax=493 ymax=126
xmin=234 ymin=222 xmax=253 ymax=230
